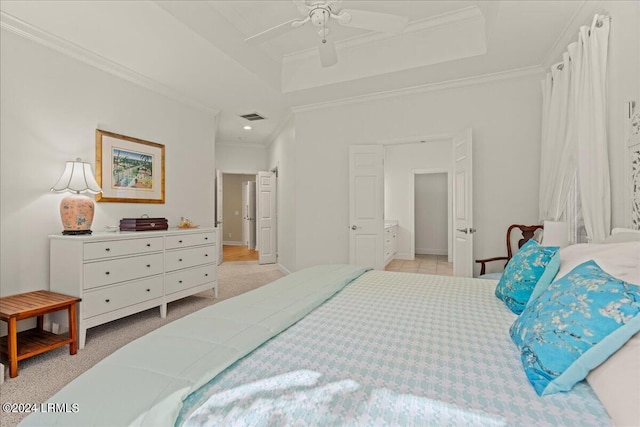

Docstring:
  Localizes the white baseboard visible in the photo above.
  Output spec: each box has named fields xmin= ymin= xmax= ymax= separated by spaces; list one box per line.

xmin=416 ymin=248 xmax=448 ymax=256
xmin=278 ymin=264 xmax=292 ymax=276
xmin=395 ymin=252 xmax=414 ymax=260
xmin=222 ymin=241 xmax=244 ymax=246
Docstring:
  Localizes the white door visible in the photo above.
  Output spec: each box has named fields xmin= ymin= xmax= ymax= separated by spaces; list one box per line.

xmin=453 ymin=129 xmax=475 ymax=277
xmin=257 ymin=171 xmax=277 ymax=264
xmin=349 ymin=145 xmax=384 ymax=270
xmin=215 ymin=169 xmax=223 ymax=265
xmin=242 ymin=182 xmax=249 ymax=246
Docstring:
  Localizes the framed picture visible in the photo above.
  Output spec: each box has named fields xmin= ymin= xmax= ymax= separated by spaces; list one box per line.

xmin=95 ymin=129 xmax=165 ymax=203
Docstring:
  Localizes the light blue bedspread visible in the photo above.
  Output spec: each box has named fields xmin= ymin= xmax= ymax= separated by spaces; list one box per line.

xmin=178 ymin=271 xmax=611 ymax=426
xmin=20 ymin=264 xmax=370 ymax=427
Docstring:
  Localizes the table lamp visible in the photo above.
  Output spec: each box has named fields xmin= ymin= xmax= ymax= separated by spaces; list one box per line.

xmin=51 ymin=158 xmax=102 ymax=235
xmin=542 ymin=220 xmax=569 ymax=248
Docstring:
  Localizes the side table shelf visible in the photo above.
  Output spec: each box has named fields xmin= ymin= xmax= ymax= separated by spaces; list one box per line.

xmin=0 ymin=290 xmax=80 ymax=378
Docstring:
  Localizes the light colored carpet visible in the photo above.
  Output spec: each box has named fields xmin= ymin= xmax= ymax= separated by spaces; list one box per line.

xmin=0 ymin=261 xmax=283 ymax=427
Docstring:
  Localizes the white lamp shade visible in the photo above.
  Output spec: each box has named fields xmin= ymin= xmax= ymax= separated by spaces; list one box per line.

xmin=51 ymin=158 xmax=102 ymax=194
xmin=542 ymin=220 xmax=569 ymax=248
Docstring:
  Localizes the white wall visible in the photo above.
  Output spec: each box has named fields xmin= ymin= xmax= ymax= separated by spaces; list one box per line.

xmin=215 ymin=142 xmax=267 ymax=173
xmin=293 ymin=73 xmax=543 ymax=274
xmin=384 ymin=140 xmax=452 ymax=260
xmin=0 ymin=30 xmax=217 ymax=301
xmin=415 ymin=173 xmax=448 ymax=256
xmin=267 ymin=116 xmax=296 ymax=274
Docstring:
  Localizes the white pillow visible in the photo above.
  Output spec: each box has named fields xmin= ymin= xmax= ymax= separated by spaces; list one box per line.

xmin=603 ymin=232 xmax=640 ymax=244
xmin=554 ymin=241 xmax=640 ymax=427
xmin=554 ymin=241 xmax=640 ymax=285
xmin=587 ymin=332 xmax=640 ymax=427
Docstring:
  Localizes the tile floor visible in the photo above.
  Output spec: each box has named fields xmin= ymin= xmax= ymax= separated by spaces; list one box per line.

xmin=385 ymin=254 xmax=453 ymax=276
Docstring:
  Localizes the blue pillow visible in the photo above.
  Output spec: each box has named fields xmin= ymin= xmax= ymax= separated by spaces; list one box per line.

xmin=527 ymin=251 xmax=561 ymax=304
xmin=510 ymin=260 xmax=640 ymax=396
xmin=494 ymin=239 xmax=559 ymax=314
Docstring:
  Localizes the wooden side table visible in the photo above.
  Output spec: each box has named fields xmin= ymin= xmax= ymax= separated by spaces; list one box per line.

xmin=0 ymin=290 xmax=81 ymax=378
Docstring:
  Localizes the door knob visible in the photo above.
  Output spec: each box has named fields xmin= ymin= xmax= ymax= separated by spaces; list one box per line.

xmin=456 ymin=228 xmax=477 ymax=234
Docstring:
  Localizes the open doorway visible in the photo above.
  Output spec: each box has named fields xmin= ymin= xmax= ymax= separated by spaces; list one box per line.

xmin=413 ymin=171 xmax=452 ymax=276
xmin=222 ymin=173 xmax=258 ymax=262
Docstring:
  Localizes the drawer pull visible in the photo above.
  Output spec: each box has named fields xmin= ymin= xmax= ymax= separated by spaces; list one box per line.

xmin=146 ymin=243 xmax=151 ymax=247
xmin=205 ymin=273 xmax=209 ymax=277
xmin=146 ymin=264 xmax=151 ymax=268
xmin=205 ymin=254 xmax=209 ymax=257
xmin=204 ymin=237 xmax=208 ymax=240
xmin=179 ymin=280 xmax=183 ymax=284
xmin=179 ymin=258 xmax=183 ymax=262
xmin=146 ymin=288 xmax=151 ymax=292
xmin=105 ymin=271 xmax=110 ymax=275
xmin=105 ymin=248 xmax=111 ymax=252
xmin=105 ymin=299 xmax=110 ymax=303
xmin=178 ymin=240 xmax=183 ymax=243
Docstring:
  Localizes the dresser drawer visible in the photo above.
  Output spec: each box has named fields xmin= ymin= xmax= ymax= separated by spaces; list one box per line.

xmin=83 ymin=237 xmax=163 ymax=261
xmin=165 ymin=232 xmax=216 ymax=250
xmin=83 ymin=253 xmax=163 ymax=290
xmin=82 ymin=276 xmax=163 ymax=319
xmin=165 ymin=263 xmax=216 ymax=295
xmin=165 ymin=246 xmax=215 ymax=272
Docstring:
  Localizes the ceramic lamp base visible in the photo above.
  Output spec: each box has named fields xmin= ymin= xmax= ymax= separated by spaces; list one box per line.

xmin=60 ymin=193 xmax=95 ymax=235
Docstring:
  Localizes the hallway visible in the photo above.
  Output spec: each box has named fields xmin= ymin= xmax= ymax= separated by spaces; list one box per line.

xmin=223 ymin=245 xmax=259 ymax=262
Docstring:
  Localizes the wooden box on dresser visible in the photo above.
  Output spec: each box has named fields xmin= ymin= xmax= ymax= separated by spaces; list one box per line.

xmin=49 ymin=228 xmax=218 ymax=349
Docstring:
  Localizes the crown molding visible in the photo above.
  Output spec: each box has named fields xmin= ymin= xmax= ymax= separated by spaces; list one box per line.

xmin=0 ymin=11 xmax=218 ymax=116
xmin=291 ymin=65 xmax=544 ymax=113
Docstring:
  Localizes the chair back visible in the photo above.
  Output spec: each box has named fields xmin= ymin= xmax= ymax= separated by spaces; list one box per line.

xmin=506 ymin=224 xmax=544 ymax=259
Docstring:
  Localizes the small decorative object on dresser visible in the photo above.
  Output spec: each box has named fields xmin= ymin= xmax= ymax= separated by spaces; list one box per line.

xmin=50 ymin=158 xmax=102 ymax=235
xmin=49 ymin=228 xmax=218 ymax=349
xmin=119 ymin=216 xmax=169 ymax=231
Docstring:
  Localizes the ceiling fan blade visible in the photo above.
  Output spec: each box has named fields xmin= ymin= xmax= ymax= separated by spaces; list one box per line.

xmin=339 ymin=9 xmax=408 ymax=33
xmin=318 ymin=38 xmax=337 ymax=67
xmin=245 ymin=19 xmax=300 ymax=45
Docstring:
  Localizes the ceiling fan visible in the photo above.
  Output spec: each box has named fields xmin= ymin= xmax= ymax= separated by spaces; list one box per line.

xmin=245 ymin=0 xmax=409 ymax=67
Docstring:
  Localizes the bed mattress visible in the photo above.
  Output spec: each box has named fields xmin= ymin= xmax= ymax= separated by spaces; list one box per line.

xmin=178 ymin=270 xmax=610 ymax=426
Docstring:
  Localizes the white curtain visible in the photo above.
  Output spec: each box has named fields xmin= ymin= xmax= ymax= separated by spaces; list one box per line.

xmin=574 ymin=15 xmax=611 ymax=242
xmin=539 ymin=14 xmax=610 ymax=242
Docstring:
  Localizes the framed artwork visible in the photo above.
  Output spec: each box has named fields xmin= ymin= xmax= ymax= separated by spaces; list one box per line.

xmin=95 ymin=129 xmax=165 ymax=203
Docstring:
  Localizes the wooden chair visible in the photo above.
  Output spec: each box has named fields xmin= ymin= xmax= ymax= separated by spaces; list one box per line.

xmin=476 ymin=224 xmax=544 ymax=276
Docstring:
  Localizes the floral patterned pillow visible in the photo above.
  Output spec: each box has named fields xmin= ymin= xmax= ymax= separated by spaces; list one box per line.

xmin=494 ymin=239 xmax=559 ymax=314
xmin=510 ymin=260 xmax=640 ymax=396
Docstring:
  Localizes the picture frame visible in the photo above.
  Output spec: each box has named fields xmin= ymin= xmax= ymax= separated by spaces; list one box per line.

xmin=95 ymin=129 xmax=165 ymax=204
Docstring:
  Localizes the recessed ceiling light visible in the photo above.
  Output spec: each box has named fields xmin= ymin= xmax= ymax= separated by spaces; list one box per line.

xmin=243 ymin=125 xmax=252 ymax=130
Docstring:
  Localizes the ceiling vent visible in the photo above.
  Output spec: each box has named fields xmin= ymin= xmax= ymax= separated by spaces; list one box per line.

xmin=240 ymin=112 xmax=266 ymax=121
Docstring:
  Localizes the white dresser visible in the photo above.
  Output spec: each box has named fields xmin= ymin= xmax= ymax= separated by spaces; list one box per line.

xmin=384 ymin=221 xmax=398 ymax=266
xmin=49 ymin=228 xmax=217 ymax=349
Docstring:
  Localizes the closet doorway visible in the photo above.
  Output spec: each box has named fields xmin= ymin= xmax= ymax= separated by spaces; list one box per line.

xmin=222 ymin=173 xmax=258 ymax=262
xmin=413 ymin=170 xmax=452 ymax=276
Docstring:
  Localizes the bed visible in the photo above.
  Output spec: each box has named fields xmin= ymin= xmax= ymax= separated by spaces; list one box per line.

xmin=20 ymin=240 xmax=640 ymax=427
